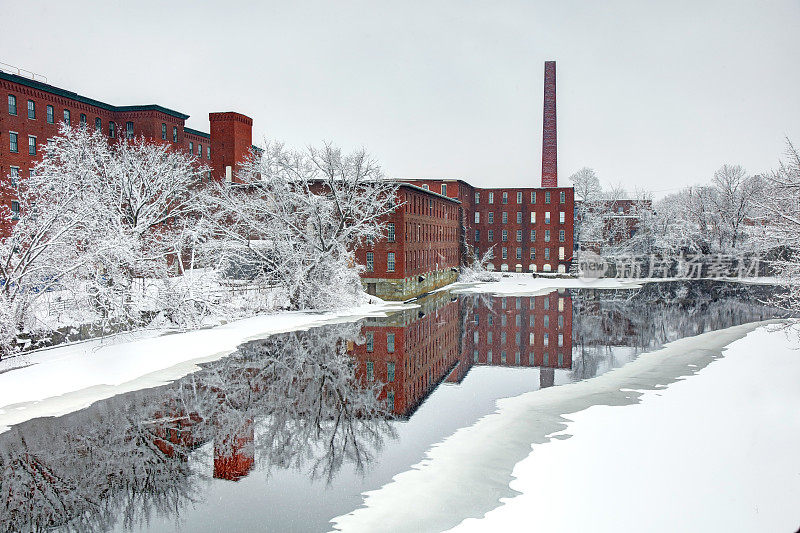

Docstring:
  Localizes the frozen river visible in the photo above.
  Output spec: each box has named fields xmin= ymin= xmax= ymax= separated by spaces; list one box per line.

xmin=0 ymin=280 xmax=793 ymax=532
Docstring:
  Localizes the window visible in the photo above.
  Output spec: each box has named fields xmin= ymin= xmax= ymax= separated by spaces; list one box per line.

xmin=618 ymin=205 xmax=624 ymax=214
xmin=474 ymin=350 xmax=479 ymax=363
xmin=559 ymin=211 xmax=565 ymax=224
xmin=79 ymin=113 xmax=87 ymax=127
xmin=559 ymin=246 xmax=565 ymax=260
xmin=46 ymin=105 xmax=54 ymax=123
xmin=387 ymin=362 xmax=395 ymax=382
xmin=530 ymin=229 xmax=536 ymax=241
xmin=387 ymin=223 xmax=395 ymax=242
xmin=517 ymin=191 xmax=522 ymax=203
xmin=422 ymin=184 xmax=429 ymax=190
xmin=161 ymin=123 xmax=167 ymax=140
xmin=488 ymin=192 xmax=494 ymax=204
xmin=560 ymin=191 xmax=566 ymax=203
xmin=544 ymin=315 xmax=550 ymax=328
xmin=8 ymin=95 xmax=17 ymax=115
xmin=543 ymin=298 xmax=549 ymax=310
xmin=10 ymin=201 xmax=20 ymax=220
xmin=502 ymin=212 xmax=508 ymax=224
xmin=530 ymin=248 xmax=535 ymax=259
xmin=516 ymin=230 xmax=522 ymax=242
xmin=28 ymin=135 xmax=36 ymax=155
xmin=545 ymin=230 xmax=550 ymax=242
xmin=475 ymin=192 xmax=480 ymax=204
xmin=95 ymin=117 xmax=101 ymax=131
xmin=558 ymin=333 xmax=564 ymax=347
xmin=197 ymin=143 xmax=202 ymax=156
xmin=366 ymin=361 xmax=374 ymax=381
xmin=488 ymin=212 xmax=494 ymax=224
xmin=474 ymin=229 xmax=479 ymax=241
xmin=366 ymin=331 xmax=374 ymax=351
xmin=9 ymin=167 xmax=19 ymax=188
xmin=63 ymin=109 xmax=70 ymax=124
xmin=9 ymin=132 xmax=18 ymax=153
xmin=543 ymin=352 xmax=549 ymax=365
xmin=173 ymin=126 xmax=178 ymax=142
xmin=531 ymin=212 xmax=536 ymax=223
xmin=474 ymin=212 xmax=480 ymax=224
xmin=189 ymin=141 xmax=194 ymax=153
xmin=516 ymin=247 xmax=522 ymax=260
xmin=387 ymin=252 xmax=395 ymax=272
xmin=502 ymin=247 xmax=507 ymax=259
xmin=387 ymin=390 xmax=395 ymax=411
xmin=206 ymin=146 xmax=210 ymax=159
xmin=27 ymin=100 xmax=35 ymax=119
xmin=488 ymin=229 xmax=494 ymax=242
xmin=109 ymin=121 xmax=116 ymax=138
xmin=544 ymin=248 xmax=550 ymax=260
xmin=559 ymin=229 xmax=565 ymax=242
xmin=545 ymin=211 xmax=551 ymax=224
xmin=387 ymin=333 xmax=395 ymax=353
xmin=488 ymin=314 xmax=493 ymax=326
xmin=502 ymin=229 xmax=508 ymax=242
xmin=545 ymin=191 xmax=551 ymax=204
xmin=531 ymin=191 xmax=536 ymax=203
xmin=366 ymin=252 xmax=374 ymax=272
xmin=441 ymin=184 xmax=447 ymax=195
xmin=126 ymin=121 xmax=133 ymax=139
xmin=516 ymin=212 xmax=522 ymax=224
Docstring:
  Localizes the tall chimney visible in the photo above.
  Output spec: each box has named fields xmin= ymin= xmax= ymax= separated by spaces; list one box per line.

xmin=541 ymin=61 xmax=557 ymax=188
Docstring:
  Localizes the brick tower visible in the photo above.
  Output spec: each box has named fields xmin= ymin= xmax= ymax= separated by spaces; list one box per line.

xmin=209 ymin=112 xmax=253 ymax=183
xmin=541 ymin=61 xmax=557 ymax=188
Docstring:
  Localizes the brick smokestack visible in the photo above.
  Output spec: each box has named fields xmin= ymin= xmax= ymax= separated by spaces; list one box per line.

xmin=541 ymin=61 xmax=557 ymax=188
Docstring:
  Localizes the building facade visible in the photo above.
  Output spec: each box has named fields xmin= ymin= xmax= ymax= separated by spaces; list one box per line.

xmin=355 ymin=183 xmax=461 ymax=300
xmin=0 ymin=69 xmax=253 ymax=235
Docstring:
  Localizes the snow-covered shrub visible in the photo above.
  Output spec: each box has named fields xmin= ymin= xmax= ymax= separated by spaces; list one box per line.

xmin=459 ymin=247 xmax=500 ymax=283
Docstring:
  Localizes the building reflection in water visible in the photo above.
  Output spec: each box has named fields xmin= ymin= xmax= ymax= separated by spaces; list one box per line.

xmin=0 ymin=281 xmax=782 ymax=531
xmin=350 ymin=289 xmax=574 ymax=418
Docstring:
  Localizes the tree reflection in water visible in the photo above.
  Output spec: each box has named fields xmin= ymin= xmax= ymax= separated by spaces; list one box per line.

xmin=0 ymin=281 xmax=784 ymax=532
xmin=0 ymin=323 xmax=394 ymax=532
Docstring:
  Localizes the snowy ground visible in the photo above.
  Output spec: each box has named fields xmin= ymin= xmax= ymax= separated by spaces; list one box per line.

xmin=331 ymin=321 xmax=800 ymax=533
xmin=450 ymin=273 xmax=644 ymax=296
xmin=0 ymin=298 xmax=413 ymax=434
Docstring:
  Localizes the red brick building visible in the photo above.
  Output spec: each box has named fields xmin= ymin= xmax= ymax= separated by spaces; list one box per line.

xmin=0 ymin=69 xmax=254 ymax=235
xmin=355 ymin=183 xmax=461 ymax=300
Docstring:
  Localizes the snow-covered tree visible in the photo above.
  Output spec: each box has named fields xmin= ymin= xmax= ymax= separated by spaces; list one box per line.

xmin=756 ymin=139 xmax=800 ymax=312
xmin=202 ymin=140 xmax=398 ymax=310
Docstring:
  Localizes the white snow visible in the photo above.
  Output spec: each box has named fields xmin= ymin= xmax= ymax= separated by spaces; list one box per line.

xmin=330 ymin=321 xmax=800 ymax=533
xmin=450 ymin=273 xmax=644 ymax=296
xmin=0 ymin=299 xmax=413 ymax=434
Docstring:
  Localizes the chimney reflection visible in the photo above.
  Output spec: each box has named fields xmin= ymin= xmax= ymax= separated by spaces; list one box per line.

xmin=351 ymin=290 xmax=574 ymax=417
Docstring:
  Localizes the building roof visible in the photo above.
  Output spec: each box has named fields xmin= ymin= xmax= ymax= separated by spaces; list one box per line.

xmin=0 ymin=70 xmax=190 ymax=120
xmin=398 ymin=182 xmax=462 ymax=203
xmin=184 ymin=127 xmax=210 ymax=139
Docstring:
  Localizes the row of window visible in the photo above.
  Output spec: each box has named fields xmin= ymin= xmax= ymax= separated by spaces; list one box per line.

xmin=475 ymin=190 xmax=566 ymax=205
xmin=474 ymin=246 xmax=566 ymax=261
xmin=474 ymin=210 xmax=567 ymax=225
xmin=404 ymin=191 xmax=457 ymax=219
xmin=476 ymin=228 xmax=566 ymax=243
xmin=473 ymin=330 xmax=566 ymax=347
xmin=9 ymin=95 xmax=211 ymax=158
xmin=474 ymin=311 xmax=566 ymax=327
xmin=473 ymin=350 xmax=566 ymax=367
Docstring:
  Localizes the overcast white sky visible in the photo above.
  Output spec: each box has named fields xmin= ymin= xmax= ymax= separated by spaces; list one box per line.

xmin=2 ymin=1 xmax=798 ymax=194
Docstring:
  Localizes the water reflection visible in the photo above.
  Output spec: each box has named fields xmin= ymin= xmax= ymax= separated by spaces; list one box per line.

xmin=0 ymin=281 xmax=782 ymax=532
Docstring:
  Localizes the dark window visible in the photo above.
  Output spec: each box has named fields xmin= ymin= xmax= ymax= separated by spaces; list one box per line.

xmin=109 ymin=121 xmax=116 ymax=138
xmin=63 ymin=109 xmax=70 ymax=124
xmin=28 ymin=135 xmax=36 ymax=155
xmin=95 ymin=117 xmax=101 ymax=131
xmin=9 ymin=132 xmax=18 ymax=153
xmin=545 ymin=191 xmax=551 ymax=204
xmin=80 ymin=114 xmax=87 ymax=127
xmin=206 ymin=145 xmax=210 ymax=159
xmin=125 ymin=121 xmax=133 ymax=139
xmin=173 ymin=126 xmax=178 ymax=142
xmin=46 ymin=105 xmax=54 ymax=123
xmin=11 ymin=201 xmax=20 ymax=220
xmin=161 ymin=123 xmax=167 ymax=140
xmin=189 ymin=141 xmax=193 ymax=153
xmin=8 ymin=95 xmax=17 ymax=115
xmin=560 ymin=191 xmax=566 ymax=203
xmin=387 ymin=223 xmax=395 ymax=242
xmin=27 ymin=100 xmax=35 ymax=119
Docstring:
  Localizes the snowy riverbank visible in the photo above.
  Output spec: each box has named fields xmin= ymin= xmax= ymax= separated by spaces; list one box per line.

xmin=0 ymin=298 xmax=414 ymax=434
xmin=331 ymin=320 xmax=800 ymax=533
